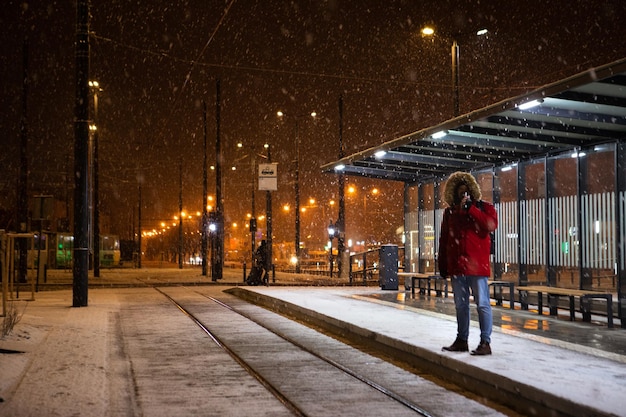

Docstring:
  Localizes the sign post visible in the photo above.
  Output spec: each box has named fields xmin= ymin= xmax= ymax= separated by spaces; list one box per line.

xmin=258 ymin=163 xmax=278 ymax=191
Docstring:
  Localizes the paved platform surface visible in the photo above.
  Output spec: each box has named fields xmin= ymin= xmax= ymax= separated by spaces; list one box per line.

xmin=1 ymin=266 xmax=624 ymax=416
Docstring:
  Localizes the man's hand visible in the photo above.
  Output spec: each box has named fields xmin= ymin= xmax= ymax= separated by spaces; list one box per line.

xmin=461 ymin=194 xmax=471 ymax=210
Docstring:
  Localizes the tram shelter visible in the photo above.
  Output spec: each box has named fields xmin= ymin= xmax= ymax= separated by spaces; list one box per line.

xmin=322 ymin=57 xmax=626 ymax=327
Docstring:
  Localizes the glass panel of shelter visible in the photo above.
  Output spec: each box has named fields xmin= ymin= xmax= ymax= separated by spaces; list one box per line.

xmin=418 ymin=182 xmax=436 ymax=273
xmin=519 ymin=160 xmax=546 ymax=284
xmin=409 ymin=146 xmax=622 ymax=295
xmin=405 ymin=184 xmax=419 ymax=273
xmin=580 ymin=145 xmax=617 ymax=291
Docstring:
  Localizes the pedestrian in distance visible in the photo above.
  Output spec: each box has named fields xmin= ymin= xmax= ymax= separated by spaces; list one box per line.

xmin=438 ymin=171 xmax=498 ymax=355
xmin=246 ymin=240 xmax=269 ymax=286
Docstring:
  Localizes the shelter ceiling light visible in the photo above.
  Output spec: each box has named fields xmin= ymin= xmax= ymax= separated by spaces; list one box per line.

xmin=518 ymin=99 xmax=543 ymax=110
xmin=374 ymin=150 xmax=387 ymax=158
xmin=431 ymin=130 xmax=447 ymax=139
xmin=334 ymin=164 xmax=346 ymax=171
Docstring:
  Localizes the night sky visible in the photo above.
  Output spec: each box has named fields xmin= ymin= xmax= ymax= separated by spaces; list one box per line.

xmin=2 ymin=0 xmax=626 ymax=246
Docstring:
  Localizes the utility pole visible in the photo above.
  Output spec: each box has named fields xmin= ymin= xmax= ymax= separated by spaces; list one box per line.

xmin=250 ymin=154 xmax=256 ymax=261
xmin=178 ymin=156 xmax=183 ymax=269
xmin=276 ymin=110 xmax=316 ymax=273
xmin=294 ymin=120 xmax=301 ymax=273
xmin=213 ymin=79 xmax=223 ymax=281
xmin=452 ymin=40 xmax=460 ymax=117
xmin=265 ymin=145 xmax=273 ymax=281
xmin=91 ymin=81 xmax=101 ymax=277
xmin=73 ymin=0 xmax=90 ymax=307
xmin=202 ymin=101 xmax=208 ymax=276
xmin=17 ymin=38 xmax=29 ymax=283
xmin=337 ymin=96 xmax=346 ymax=278
xmin=137 ymin=184 xmax=142 ymax=269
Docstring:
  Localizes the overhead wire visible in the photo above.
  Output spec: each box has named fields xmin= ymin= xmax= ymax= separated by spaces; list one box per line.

xmin=169 ymin=0 xmax=238 ymax=116
xmin=89 ymin=35 xmax=535 ymax=93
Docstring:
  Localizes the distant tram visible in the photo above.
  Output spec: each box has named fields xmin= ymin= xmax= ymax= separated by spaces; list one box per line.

xmin=26 ymin=233 xmax=121 ymax=269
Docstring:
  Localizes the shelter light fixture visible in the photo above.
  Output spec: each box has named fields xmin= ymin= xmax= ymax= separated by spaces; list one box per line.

xmin=431 ymin=130 xmax=447 ymax=139
xmin=476 ymin=28 xmax=488 ymax=36
xmin=374 ymin=150 xmax=387 ymax=158
xmin=334 ymin=164 xmax=346 ymax=171
xmin=518 ymin=99 xmax=543 ymax=110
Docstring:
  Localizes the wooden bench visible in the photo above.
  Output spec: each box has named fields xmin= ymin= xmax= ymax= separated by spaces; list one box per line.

xmin=398 ymin=272 xmax=448 ymax=298
xmin=488 ymin=280 xmax=515 ymax=310
xmin=516 ymin=285 xmax=613 ymax=328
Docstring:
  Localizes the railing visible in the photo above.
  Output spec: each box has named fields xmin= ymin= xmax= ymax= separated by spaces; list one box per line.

xmin=349 ymin=246 xmax=404 ymax=286
xmin=349 ymin=248 xmax=379 ymax=286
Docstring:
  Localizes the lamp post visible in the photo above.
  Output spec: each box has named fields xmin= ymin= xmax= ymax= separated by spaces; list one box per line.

xmin=264 ymin=144 xmax=273 ymax=282
xmin=327 ymin=221 xmax=337 ymax=278
xmin=421 ymin=26 xmax=488 ymax=116
xmin=337 ymin=95 xmax=345 ymax=278
xmin=208 ymin=211 xmax=217 ymax=278
xmin=178 ymin=156 xmax=183 ymax=269
xmin=73 ymin=0 xmax=90 ymax=306
xmin=88 ymin=80 xmax=102 ymax=277
xmin=213 ymin=79 xmax=223 ymax=281
xmin=235 ymin=141 xmax=269 ymax=266
xmin=277 ymin=110 xmax=317 ymax=273
xmin=202 ymin=101 xmax=208 ymax=276
xmin=137 ymin=182 xmax=142 ymax=268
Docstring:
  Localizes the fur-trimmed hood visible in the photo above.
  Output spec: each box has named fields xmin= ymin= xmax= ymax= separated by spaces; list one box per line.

xmin=443 ymin=171 xmax=482 ymax=207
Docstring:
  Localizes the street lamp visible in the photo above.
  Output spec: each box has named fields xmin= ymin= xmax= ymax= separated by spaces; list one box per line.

xmin=420 ymin=26 xmax=488 ymax=116
xmin=207 ymin=211 xmax=218 ymax=278
xmin=327 ymin=221 xmax=338 ymax=277
xmin=277 ymin=110 xmax=317 ymax=273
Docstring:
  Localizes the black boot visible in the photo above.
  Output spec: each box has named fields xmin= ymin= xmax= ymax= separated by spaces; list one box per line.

xmin=442 ymin=338 xmax=468 ymax=352
xmin=470 ymin=340 xmax=492 ymax=356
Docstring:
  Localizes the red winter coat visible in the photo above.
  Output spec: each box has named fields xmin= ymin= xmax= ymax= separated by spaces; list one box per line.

xmin=438 ymin=201 xmax=498 ymax=277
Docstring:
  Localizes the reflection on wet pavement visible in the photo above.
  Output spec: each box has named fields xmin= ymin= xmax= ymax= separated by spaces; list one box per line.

xmin=365 ymin=291 xmax=626 ymax=357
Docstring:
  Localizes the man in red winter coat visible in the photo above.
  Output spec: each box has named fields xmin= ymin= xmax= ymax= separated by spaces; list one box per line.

xmin=438 ymin=171 xmax=498 ymax=355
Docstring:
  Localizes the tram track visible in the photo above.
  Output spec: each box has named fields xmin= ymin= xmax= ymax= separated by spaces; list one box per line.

xmin=155 ymin=287 xmax=307 ymax=417
xmin=153 ymin=286 xmax=507 ymax=417
xmin=197 ymin=290 xmax=433 ymax=417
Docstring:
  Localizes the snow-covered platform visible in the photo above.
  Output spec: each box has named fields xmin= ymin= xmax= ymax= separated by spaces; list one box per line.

xmin=235 ymin=286 xmax=626 ymax=417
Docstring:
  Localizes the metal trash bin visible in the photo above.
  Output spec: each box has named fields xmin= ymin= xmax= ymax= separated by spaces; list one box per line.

xmin=379 ymin=244 xmax=398 ymax=290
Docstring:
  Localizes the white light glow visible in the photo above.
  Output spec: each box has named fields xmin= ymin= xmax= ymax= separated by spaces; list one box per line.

xmin=374 ymin=150 xmax=387 ymax=158
xmin=431 ymin=130 xmax=447 ymax=139
xmin=518 ymin=99 xmax=542 ymax=110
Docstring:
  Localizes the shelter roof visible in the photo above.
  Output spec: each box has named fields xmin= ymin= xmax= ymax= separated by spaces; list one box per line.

xmin=321 ymin=58 xmax=626 ymax=183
